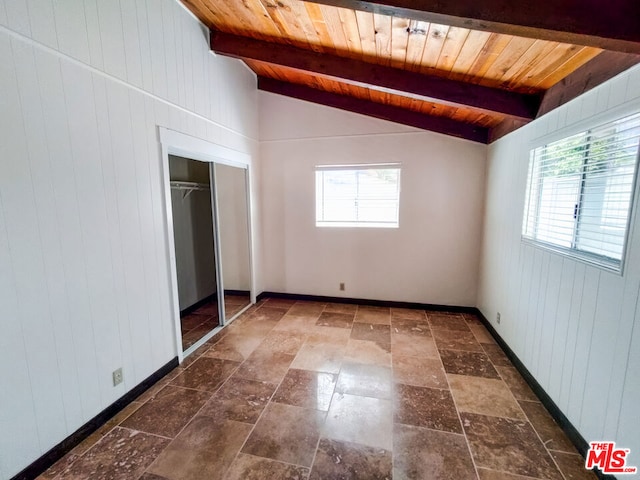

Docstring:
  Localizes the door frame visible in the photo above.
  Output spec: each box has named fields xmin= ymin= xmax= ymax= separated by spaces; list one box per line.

xmin=158 ymin=127 xmax=254 ymax=363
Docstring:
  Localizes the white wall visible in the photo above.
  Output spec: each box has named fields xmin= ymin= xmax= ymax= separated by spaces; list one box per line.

xmin=478 ymin=64 xmax=640 ymax=458
xmin=259 ymin=92 xmax=486 ymax=306
xmin=0 ymin=1 xmax=258 ymax=478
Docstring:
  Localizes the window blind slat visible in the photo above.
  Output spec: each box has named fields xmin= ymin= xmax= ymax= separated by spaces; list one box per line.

xmin=522 ymin=112 xmax=640 ymax=272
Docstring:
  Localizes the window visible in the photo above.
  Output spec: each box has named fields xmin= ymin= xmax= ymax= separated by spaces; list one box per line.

xmin=316 ymin=164 xmax=401 ymax=228
xmin=522 ymin=112 xmax=640 ymax=272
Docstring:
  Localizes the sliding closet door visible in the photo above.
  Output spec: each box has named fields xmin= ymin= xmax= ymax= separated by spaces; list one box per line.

xmin=213 ymin=162 xmax=252 ymax=324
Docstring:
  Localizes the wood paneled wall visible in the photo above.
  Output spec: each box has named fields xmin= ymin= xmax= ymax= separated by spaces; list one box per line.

xmin=478 ymin=65 xmax=640 ymax=455
xmin=0 ymin=1 xmax=258 ymax=478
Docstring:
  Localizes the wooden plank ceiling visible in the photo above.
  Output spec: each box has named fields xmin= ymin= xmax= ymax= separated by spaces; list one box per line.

xmin=182 ymin=0 xmax=640 ymax=143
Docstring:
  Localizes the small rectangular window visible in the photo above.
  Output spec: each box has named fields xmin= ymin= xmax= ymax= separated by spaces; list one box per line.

xmin=522 ymin=112 xmax=640 ymax=272
xmin=316 ymin=164 xmax=401 ymax=228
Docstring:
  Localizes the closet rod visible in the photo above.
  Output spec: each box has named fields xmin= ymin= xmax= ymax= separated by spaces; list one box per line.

xmin=170 ymin=181 xmax=210 ymax=199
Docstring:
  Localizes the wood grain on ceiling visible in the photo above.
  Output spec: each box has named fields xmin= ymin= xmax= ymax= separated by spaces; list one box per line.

xmin=181 ymin=0 xmax=640 ymax=143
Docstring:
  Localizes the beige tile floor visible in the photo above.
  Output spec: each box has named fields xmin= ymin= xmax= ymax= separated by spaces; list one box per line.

xmin=39 ymin=299 xmax=597 ymax=480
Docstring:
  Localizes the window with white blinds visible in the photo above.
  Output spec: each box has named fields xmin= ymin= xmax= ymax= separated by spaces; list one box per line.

xmin=316 ymin=164 xmax=401 ymax=228
xmin=522 ymin=112 xmax=640 ymax=272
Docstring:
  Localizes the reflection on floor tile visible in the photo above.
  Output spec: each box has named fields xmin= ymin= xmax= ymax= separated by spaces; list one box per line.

xmin=324 ymin=392 xmax=393 ymax=450
xmin=43 ymin=299 xmax=590 ymax=480
xmin=336 ymin=362 xmax=393 ymax=399
xmin=273 ymin=368 xmax=337 ymax=411
xmin=291 ymin=342 xmax=344 ymax=374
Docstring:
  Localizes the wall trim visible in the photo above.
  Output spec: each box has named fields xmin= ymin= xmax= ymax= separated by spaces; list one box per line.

xmin=256 ymin=291 xmax=476 ymax=313
xmin=10 ymin=357 xmax=179 ymax=480
xmin=473 ymin=309 xmax=616 ymax=480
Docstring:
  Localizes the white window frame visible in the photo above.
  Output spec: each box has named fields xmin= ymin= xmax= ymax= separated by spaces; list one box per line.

xmin=315 ymin=163 xmax=401 ymax=228
xmin=522 ymin=112 xmax=640 ymax=274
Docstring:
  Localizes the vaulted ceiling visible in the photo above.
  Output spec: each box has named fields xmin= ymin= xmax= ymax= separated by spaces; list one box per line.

xmin=182 ymin=0 xmax=640 ymax=143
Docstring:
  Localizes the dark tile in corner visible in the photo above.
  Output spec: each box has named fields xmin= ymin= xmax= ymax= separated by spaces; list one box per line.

xmin=394 ymin=384 xmax=462 ymax=434
xmin=170 ymin=356 xmax=240 ymax=392
xmin=440 ymin=349 xmax=500 ymax=379
xmin=57 ymin=427 xmax=169 ymax=480
xmin=122 ymin=385 xmax=211 ymax=438
xmin=550 ymin=451 xmax=598 ymax=480
xmin=518 ymin=400 xmax=577 ymax=453
xmin=310 ymin=438 xmax=391 ymax=480
xmin=461 ymin=412 xmax=562 ymax=479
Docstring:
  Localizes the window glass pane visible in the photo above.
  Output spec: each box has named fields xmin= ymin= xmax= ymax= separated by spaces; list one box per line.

xmin=522 ymin=112 xmax=640 ymax=272
xmin=316 ymin=166 xmax=400 ymax=227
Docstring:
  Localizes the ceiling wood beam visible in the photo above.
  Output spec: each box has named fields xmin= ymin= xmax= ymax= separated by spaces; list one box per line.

xmin=258 ymin=77 xmax=489 ymax=143
xmin=211 ymin=31 xmax=539 ymax=121
xmin=490 ymin=51 xmax=640 ymax=142
xmin=305 ymin=0 xmax=640 ymax=54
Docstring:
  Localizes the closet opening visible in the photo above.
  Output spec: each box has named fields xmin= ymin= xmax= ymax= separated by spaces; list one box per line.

xmin=159 ymin=127 xmax=254 ymax=361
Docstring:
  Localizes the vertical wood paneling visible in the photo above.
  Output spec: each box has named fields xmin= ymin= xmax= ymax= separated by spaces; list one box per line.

xmin=26 ymin=0 xmax=57 ymax=49
xmin=120 ymin=0 xmax=144 ymax=88
xmin=5 ymin=0 xmax=31 ymax=36
xmin=146 ymin=0 xmax=168 ymax=99
xmin=135 ymin=0 xmax=153 ymax=93
xmin=0 ymin=33 xmax=43 ymax=472
xmin=8 ymin=37 xmax=70 ymax=452
xmin=84 ymin=0 xmax=105 ymax=70
xmin=33 ymin=49 xmax=85 ymax=432
xmin=535 ymin=256 xmax=561 ymax=385
xmin=53 ymin=0 xmax=90 ymax=63
xmin=0 ymin=0 xmax=259 ymax=476
xmin=161 ymin=0 xmax=179 ymax=104
xmin=558 ymin=262 xmax=586 ymax=411
xmin=97 ymin=0 xmax=127 ymax=80
xmin=0 ymin=1 xmax=8 ymax=26
xmin=547 ymin=258 xmax=576 ymax=400
xmin=580 ymin=273 xmax=623 ymax=438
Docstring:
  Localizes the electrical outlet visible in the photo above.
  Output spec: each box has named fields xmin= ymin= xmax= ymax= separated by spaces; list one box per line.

xmin=496 ymin=312 xmax=501 ymax=324
xmin=112 ymin=368 xmax=123 ymax=386
xmin=339 ymin=282 xmax=345 ymax=291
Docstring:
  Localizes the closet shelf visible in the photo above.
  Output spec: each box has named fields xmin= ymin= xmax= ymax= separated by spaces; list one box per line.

xmin=170 ymin=181 xmax=210 ymax=199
